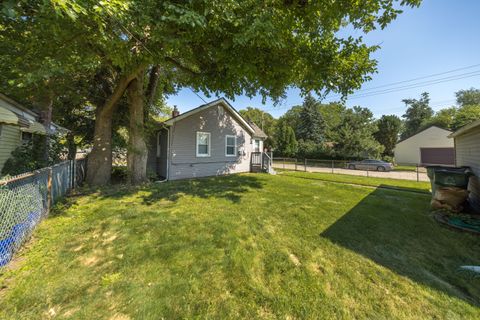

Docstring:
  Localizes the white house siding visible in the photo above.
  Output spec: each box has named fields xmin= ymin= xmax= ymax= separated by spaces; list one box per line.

xmin=167 ymin=104 xmax=253 ymax=180
xmin=454 ymin=127 xmax=480 ymax=212
xmin=394 ymin=126 xmax=454 ymax=164
xmin=0 ymin=124 xmax=21 ymax=172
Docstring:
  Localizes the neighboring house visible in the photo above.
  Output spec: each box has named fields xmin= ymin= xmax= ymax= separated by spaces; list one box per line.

xmin=0 ymin=93 xmax=66 ymax=173
xmin=146 ymin=98 xmax=270 ymax=180
xmin=449 ymin=119 xmax=480 ymax=212
xmin=394 ymin=126 xmax=454 ymax=165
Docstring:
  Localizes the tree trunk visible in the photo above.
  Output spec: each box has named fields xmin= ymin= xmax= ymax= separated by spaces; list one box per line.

xmin=36 ymin=92 xmax=53 ymax=166
xmin=86 ymin=105 xmax=114 ymax=185
xmin=127 ymin=75 xmax=148 ymax=185
xmin=66 ymin=131 xmax=77 ymax=160
xmin=86 ymin=66 xmax=146 ymax=186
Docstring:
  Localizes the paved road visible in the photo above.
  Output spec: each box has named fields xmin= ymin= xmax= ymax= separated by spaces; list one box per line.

xmin=272 ymin=163 xmax=429 ymax=182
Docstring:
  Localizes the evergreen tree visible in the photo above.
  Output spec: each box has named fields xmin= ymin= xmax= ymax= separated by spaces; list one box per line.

xmin=275 ymin=121 xmax=298 ymax=157
xmin=374 ymin=115 xmax=402 ymax=157
xmin=298 ymin=94 xmax=324 ymax=143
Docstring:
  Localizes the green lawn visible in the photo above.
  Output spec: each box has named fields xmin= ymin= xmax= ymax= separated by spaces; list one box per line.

xmin=393 ymin=165 xmax=418 ymax=172
xmin=278 ymin=170 xmax=431 ymax=193
xmin=1 ymin=173 xmax=479 ymax=319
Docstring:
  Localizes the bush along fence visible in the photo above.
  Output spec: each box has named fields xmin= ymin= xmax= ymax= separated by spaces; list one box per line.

xmin=272 ymin=158 xmax=427 ymax=182
xmin=0 ymin=158 xmax=86 ymax=268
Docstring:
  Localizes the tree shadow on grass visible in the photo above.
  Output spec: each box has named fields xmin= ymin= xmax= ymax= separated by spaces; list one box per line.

xmin=321 ymin=185 xmax=480 ymax=306
xmin=142 ymin=174 xmax=263 ymax=204
xmin=89 ymin=174 xmax=264 ymax=205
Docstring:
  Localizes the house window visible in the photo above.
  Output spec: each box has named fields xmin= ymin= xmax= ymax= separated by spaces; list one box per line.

xmin=225 ymin=135 xmax=236 ymax=156
xmin=196 ymin=132 xmax=210 ymax=157
xmin=21 ymin=132 xmax=33 ymax=143
xmin=253 ymin=139 xmax=260 ymax=152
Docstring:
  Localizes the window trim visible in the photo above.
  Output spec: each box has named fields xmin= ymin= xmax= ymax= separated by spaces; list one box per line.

xmin=196 ymin=131 xmax=211 ymax=157
xmin=156 ymin=131 xmax=161 ymax=157
xmin=225 ymin=135 xmax=237 ymax=157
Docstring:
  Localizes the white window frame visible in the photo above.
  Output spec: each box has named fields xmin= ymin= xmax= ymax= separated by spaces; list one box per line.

xmin=156 ymin=131 xmax=161 ymax=157
xmin=253 ymin=139 xmax=260 ymax=152
xmin=225 ymin=135 xmax=237 ymax=157
xmin=196 ymin=131 xmax=211 ymax=157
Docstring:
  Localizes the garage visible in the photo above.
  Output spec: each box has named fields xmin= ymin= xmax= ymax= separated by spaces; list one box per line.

xmin=420 ymin=147 xmax=455 ymax=166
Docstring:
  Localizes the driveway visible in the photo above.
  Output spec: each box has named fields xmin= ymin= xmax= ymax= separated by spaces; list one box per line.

xmin=272 ymin=163 xmax=429 ymax=182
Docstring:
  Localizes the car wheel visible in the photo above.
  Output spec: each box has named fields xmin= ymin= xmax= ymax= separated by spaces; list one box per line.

xmin=348 ymin=164 xmax=355 ymax=170
xmin=377 ymin=166 xmax=386 ymax=172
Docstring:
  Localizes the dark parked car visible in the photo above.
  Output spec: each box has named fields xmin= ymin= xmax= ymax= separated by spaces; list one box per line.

xmin=347 ymin=159 xmax=394 ymax=172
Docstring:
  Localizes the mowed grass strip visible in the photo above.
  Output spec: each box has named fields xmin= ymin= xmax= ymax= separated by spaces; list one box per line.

xmin=0 ymin=173 xmax=479 ymax=319
xmin=277 ymin=170 xmax=431 ymax=193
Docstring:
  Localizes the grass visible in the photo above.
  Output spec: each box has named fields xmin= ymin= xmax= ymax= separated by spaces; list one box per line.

xmin=1 ymin=173 xmax=479 ymax=319
xmin=278 ymin=170 xmax=431 ymax=193
xmin=394 ymin=165 xmax=419 ymax=172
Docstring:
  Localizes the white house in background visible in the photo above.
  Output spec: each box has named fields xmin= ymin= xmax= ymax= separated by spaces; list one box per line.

xmin=449 ymin=119 xmax=480 ymax=213
xmin=394 ymin=126 xmax=454 ymax=165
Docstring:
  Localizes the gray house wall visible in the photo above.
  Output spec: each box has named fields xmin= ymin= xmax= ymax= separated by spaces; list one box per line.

xmin=167 ymin=103 xmax=254 ymax=180
xmin=454 ymin=127 xmax=480 ymax=212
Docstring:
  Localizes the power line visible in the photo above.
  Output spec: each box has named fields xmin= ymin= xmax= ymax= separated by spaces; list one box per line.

xmin=323 ymin=71 xmax=480 ymax=102
xmin=337 ymin=63 xmax=480 ymax=95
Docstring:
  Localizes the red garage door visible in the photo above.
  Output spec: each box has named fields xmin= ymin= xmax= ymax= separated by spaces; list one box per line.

xmin=420 ymin=148 xmax=455 ymax=165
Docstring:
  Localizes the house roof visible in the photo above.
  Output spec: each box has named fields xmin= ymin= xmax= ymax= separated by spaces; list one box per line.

xmin=396 ymin=125 xmax=452 ymax=145
xmin=248 ymin=121 xmax=268 ymax=139
xmin=449 ymin=119 xmax=480 ymax=138
xmin=163 ymin=98 xmax=256 ymax=135
xmin=0 ymin=92 xmax=68 ymax=134
xmin=0 ymin=93 xmax=38 ymax=118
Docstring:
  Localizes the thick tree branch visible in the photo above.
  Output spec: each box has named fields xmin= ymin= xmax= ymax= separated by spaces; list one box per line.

xmin=145 ymin=65 xmax=161 ymax=107
xmin=103 ymin=64 xmax=147 ymax=114
xmin=164 ymin=57 xmax=200 ymax=75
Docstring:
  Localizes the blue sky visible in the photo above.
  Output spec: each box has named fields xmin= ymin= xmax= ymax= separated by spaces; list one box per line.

xmin=166 ymin=0 xmax=480 ymax=119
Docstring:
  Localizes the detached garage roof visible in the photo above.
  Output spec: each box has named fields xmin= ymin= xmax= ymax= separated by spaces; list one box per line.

xmin=449 ymin=119 xmax=480 ymax=138
xmin=396 ymin=125 xmax=452 ymax=145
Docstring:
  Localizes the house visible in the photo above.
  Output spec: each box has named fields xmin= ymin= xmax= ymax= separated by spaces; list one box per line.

xmin=0 ymin=93 xmax=66 ymax=173
xmin=449 ymin=119 xmax=480 ymax=212
xmin=146 ymin=98 xmax=270 ymax=180
xmin=394 ymin=126 xmax=454 ymax=165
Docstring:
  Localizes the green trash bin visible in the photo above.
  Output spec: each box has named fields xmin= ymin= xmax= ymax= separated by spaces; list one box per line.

xmin=426 ymin=166 xmax=472 ymax=195
xmin=434 ymin=168 xmax=472 ymax=189
xmin=426 ymin=166 xmax=448 ymax=195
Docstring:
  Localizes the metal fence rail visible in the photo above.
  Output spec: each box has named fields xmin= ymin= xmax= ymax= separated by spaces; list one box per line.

xmin=0 ymin=159 xmax=86 ymax=267
xmin=272 ymin=158 xmax=429 ymax=182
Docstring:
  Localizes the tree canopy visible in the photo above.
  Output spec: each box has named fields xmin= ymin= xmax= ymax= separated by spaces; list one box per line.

xmin=401 ymin=92 xmax=433 ymax=139
xmin=1 ymin=0 xmax=421 ymax=184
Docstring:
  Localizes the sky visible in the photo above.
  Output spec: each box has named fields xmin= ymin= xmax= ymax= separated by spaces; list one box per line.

xmin=166 ymin=0 xmax=480 ymax=119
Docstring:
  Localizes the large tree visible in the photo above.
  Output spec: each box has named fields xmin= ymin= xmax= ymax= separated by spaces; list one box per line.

xmin=334 ymin=106 xmax=384 ymax=159
xmin=2 ymin=0 xmax=421 ymax=185
xmin=456 ymin=88 xmax=480 ymax=107
xmin=274 ymin=120 xmax=298 ymax=157
xmin=239 ymin=107 xmax=277 ymax=148
xmin=401 ymin=92 xmax=433 ymax=139
xmin=298 ymin=94 xmax=325 ymax=143
xmin=374 ymin=115 xmax=402 ymax=157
